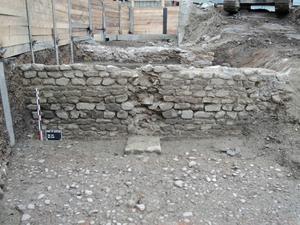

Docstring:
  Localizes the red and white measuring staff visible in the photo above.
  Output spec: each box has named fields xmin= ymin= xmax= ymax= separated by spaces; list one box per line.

xmin=35 ymin=88 xmax=43 ymax=141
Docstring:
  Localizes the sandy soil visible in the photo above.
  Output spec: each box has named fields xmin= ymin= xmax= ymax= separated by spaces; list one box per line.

xmin=1 ymin=122 xmax=300 ymax=225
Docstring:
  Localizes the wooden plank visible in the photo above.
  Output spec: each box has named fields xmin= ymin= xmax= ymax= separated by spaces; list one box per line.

xmin=0 ymin=26 xmax=29 ymax=47
xmin=3 ymin=43 xmax=31 ymax=58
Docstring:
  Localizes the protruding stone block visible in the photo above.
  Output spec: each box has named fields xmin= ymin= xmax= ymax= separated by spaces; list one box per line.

xmin=125 ymin=136 xmax=161 ymax=154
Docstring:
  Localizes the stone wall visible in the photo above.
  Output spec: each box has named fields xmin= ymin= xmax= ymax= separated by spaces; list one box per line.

xmin=18 ymin=63 xmax=291 ymax=137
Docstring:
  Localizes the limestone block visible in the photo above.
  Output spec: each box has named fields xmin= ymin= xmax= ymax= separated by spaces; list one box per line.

xmin=102 ymin=78 xmax=115 ymax=86
xmin=181 ymin=110 xmax=193 ymax=119
xmin=60 ymin=65 xmax=72 ymax=71
xmin=125 ymin=136 xmax=161 ymax=154
xmin=153 ymin=66 xmax=167 ymax=73
xmin=205 ymin=104 xmax=221 ymax=112
xmin=76 ymin=103 xmax=95 ymax=110
xmin=56 ymin=78 xmax=70 ymax=86
xmin=94 ymin=65 xmax=106 ymax=71
xmin=87 ymin=77 xmax=102 ymax=85
xmin=159 ymin=102 xmax=174 ymax=111
xmin=117 ymin=110 xmax=128 ymax=119
xmin=96 ymin=103 xmax=106 ymax=111
xmin=74 ymin=71 xmax=84 ymax=77
xmin=116 ymin=94 xmax=128 ymax=103
xmin=104 ymin=111 xmax=115 ymax=119
xmin=215 ymin=111 xmax=225 ymax=119
xmin=47 ymin=72 xmax=62 ymax=78
xmin=24 ymin=71 xmax=36 ymax=78
xmin=85 ymin=71 xmax=99 ymax=77
xmin=122 ymin=102 xmax=135 ymax=111
xmin=44 ymin=65 xmax=60 ymax=71
xmin=194 ymin=111 xmax=213 ymax=118
xmin=141 ymin=64 xmax=153 ymax=72
xmin=56 ymin=110 xmax=68 ymax=119
xmin=162 ymin=109 xmax=178 ymax=119
xmin=71 ymin=63 xmax=90 ymax=71
xmin=38 ymin=72 xmax=48 ymax=78
xmin=174 ymin=103 xmax=191 ymax=110
xmin=106 ymin=103 xmax=121 ymax=112
xmin=72 ymin=78 xmax=86 ymax=86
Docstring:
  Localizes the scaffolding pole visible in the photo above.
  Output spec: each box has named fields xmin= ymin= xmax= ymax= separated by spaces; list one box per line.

xmin=88 ymin=0 xmax=93 ymax=37
xmin=68 ymin=0 xmax=74 ymax=63
xmin=51 ymin=0 xmax=59 ymax=65
xmin=25 ymin=0 xmax=35 ymax=64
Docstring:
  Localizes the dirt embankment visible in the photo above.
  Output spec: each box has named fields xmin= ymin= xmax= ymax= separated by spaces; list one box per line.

xmin=183 ymin=6 xmax=300 ymax=121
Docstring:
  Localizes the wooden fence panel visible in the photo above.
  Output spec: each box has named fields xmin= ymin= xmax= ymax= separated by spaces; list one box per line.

xmin=167 ymin=6 xmax=179 ymax=35
xmin=134 ymin=8 xmax=163 ymax=34
xmin=120 ymin=5 xmax=130 ymax=34
xmin=55 ymin=0 xmax=70 ymax=46
xmin=30 ymin=0 xmax=53 ymax=50
xmin=0 ymin=0 xmax=179 ymax=59
xmin=103 ymin=0 xmax=120 ymax=35
xmin=72 ymin=0 xmax=89 ymax=38
xmin=0 ymin=0 xmax=29 ymax=58
xmin=91 ymin=0 xmax=103 ymax=32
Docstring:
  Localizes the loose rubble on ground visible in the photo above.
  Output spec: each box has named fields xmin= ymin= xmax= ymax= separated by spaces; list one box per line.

xmin=1 ymin=4 xmax=300 ymax=225
xmin=1 ymin=123 xmax=300 ymax=225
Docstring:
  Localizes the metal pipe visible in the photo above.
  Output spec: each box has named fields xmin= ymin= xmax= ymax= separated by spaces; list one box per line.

xmin=51 ymin=0 xmax=59 ymax=65
xmin=68 ymin=0 xmax=74 ymax=63
xmin=25 ymin=0 xmax=35 ymax=64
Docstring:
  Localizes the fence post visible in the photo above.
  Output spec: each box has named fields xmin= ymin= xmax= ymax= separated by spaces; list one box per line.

xmin=88 ymin=0 xmax=93 ymax=37
xmin=51 ymin=0 xmax=59 ymax=65
xmin=68 ymin=0 xmax=74 ymax=63
xmin=0 ymin=62 xmax=15 ymax=147
xmin=129 ymin=0 xmax=134 ymax=34
xmin=102 ymin=1 xmax=107 ymax=38
xmin=25 ymin=0 xmax=35 ymax=64
xmin=119 ymin=1 xmax=122 ymax=34
xmin=163 ymin=7 xmax=168 ymax=34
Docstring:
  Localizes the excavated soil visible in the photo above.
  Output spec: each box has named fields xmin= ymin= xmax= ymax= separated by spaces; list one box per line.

xmin=183 ymin=6 xmax=300 ymax=121
xmin=1 ymin=122 xmax=300 ymax=225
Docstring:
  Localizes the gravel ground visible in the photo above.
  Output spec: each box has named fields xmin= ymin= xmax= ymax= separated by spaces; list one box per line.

xmin=1 ymin=124 xmax=300 ymax=225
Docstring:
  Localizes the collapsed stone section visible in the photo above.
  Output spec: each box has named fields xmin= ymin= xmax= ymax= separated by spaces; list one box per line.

xmin=19 ymin=63 xmax=291 ymax=137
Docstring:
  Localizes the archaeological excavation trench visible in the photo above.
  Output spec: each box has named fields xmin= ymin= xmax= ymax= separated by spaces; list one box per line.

xmin=1 ymin=5 xmax=300 ymax=225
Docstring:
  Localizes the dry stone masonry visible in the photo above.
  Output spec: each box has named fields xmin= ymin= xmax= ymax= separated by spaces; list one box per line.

xmin=19 ymin=63 xmax=291 ymax=137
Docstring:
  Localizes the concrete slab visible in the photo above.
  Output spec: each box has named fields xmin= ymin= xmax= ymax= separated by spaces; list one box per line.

xmin=125 ymin=136 xmax=161 ymax=154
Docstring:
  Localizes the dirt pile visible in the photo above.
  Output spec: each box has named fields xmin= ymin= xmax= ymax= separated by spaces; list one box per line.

xmin=183 ymin=6 xmax=300 ymax=66
xmin=76 ymin=43 xmax=214 ymax=67
xmin=182 ymin=5 xmax=300 ymax=122
xmin=183 ymin=6 xmax=223 ymax=45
